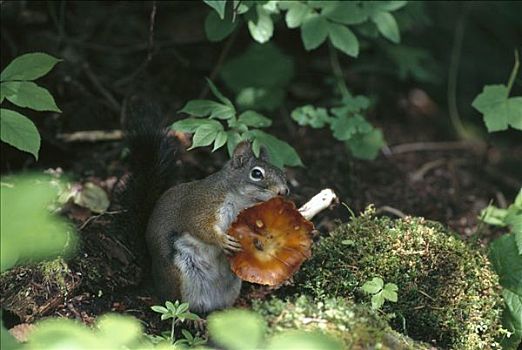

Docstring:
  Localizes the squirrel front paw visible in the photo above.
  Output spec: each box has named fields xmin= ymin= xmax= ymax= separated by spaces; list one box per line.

xmin=221 ymin=234 xmax=242 ymax=255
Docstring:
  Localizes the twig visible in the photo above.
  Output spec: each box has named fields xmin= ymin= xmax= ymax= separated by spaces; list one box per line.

xmin=113 ymin=0 xmax=158 ymax=88
xmin=58 ymin=130 xmax=123 ymax=143
xmin=375 ymin=206 xmax=407 ymax=219
xmin=409 ymin=159 xmax=446 ymax=182
xmin=389 ymin=141 xmax=486 ymax=155
xmin=198 ymin=28 xmax=240 ymax=99
xmin=83 ymin=63 xmax=121 ymax=112
xmin=78 ymin=210 xmax=122 ymax=230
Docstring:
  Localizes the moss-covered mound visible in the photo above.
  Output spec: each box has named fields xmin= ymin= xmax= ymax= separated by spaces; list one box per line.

xmin=253 ymin=295 xmax=429 ymax=349
xmin=290 ymin=207 xmax=504 ymax=349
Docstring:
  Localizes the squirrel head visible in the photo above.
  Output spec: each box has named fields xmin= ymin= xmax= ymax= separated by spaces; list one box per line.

xmin=225 ymin=141 xmax=289 ymax=202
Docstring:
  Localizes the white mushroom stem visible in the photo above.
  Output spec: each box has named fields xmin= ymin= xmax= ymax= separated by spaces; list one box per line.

xmin=298 ymin=188 xmax=338 ymax=220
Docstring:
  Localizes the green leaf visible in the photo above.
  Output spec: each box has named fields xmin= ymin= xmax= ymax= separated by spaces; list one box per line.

xmin=472 ymin=85 xmax=522 ymax=132
xmin=206 ymin=78 xmax=234 ymax=107
xmin=207 ymin=309 xmax=266 ymax=350
xmin=379 ymin=1 xmax=408 ymax=11
xmin=502 ymin=288 xmax=522 ymax=348
xmin=171 ymin=118 xmax=222 ymax=133
xmin=1 ymin=52 xmax=61 ymax=81
xmin=179 ymin=100 xmax=226 ymax=117
xmin=330 ymin=114 xmax=372 ymax=141
xmin=322 ymin=2 xmax=369 ymax=25
xmin=489 ymin=233 xmax=522 ymax=295
xmin=382 ymin=283 xmax=398 ymax=302
xmin=205 ymin=11 xmax=237 ymax=42
xmin=189 ymin=123 xmax=223 ymax=150
xmin=238 ymin=110 xmax=272 ymax=128
xmin=480 ymin=205 xmax=508 ymax=226
xmin=328 ymin=22 xmax=359 ymax=57
xmin=248 ymin=6 xmax=274 ymax=44
xmin=249 ymin=130 xmax=303 ymax=168
xmin=301 ymin=13 xmax=329 ymax=50
xmin=213 ymin=130 xmax=228 ymax=151
xmin=371 ymin=292 xmax=385 ymax=310
xmin=1 ymin=175 xmax=77 ymax=271
xmin=151 ymin=306 xmax=168 ymax=314
xmin=284 ymin=2 xmax=310 ymax=28
xmin=332 ymin=95 xmax=371 ymax=115
xmin=165 ymin=301 xmax=176 ymax=313
xmin=361 ymin=277 xmax=384 ymax=294
xmin=372 ymin=11 xmax=400 ymax=43
xmin=176 ymin=303 xmax=189 ymax=315
xmin=291 ymin=105 xmax=331 ymax=128
xmin=266 ymin=330 xmax=344 ymax=350
xmin=209 ymin=104 xmax=235 ymax=120
xmin=203 ymin=0 xmax=227 ymax=19
xmin=96 ymin=314 xmax=142 ymax=348
xmin=0 ymin=109 xmax=41 ymax=160
xmin=226 ymin=131 xmax=242 ymax=157
xmin=347 ymin=128 xmax=385 ymax=160
xmin=236 ymin=87 xmax=285 ymax=112
xmin=2 ymin=81 xmax=61 ymax=112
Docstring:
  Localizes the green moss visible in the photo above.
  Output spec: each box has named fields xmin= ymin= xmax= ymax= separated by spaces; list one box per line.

xmin=253 ymin=295 xmax=429 ymax=349
xmin=290 ymin=207 xmax=504 ymax=349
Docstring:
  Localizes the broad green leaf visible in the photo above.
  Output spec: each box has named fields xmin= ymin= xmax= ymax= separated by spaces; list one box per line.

xmin=27 ymin=318 xmax=100 ymax=349
xmin=165 ymin=301 xmax=176 ymax=313
xmin=372 ymin=12 xmax=400 ymax=43
xmin=179 ymin=99 xmax=226 ymax=117
xmin=72 ymin=182 xmax=109 ymax=214
xmin=301 ymin=13 xmax=329 ymax=50
xmin=226 ymin=131 xmax=242 ymax=157
xmin=2 ymin=81 xmax=61 ymax=112
xmin=489 ymin=233 xmax=522 ymax=295
xmin=331 ymin=95 xmax=371 ymax=115
xmin=382 ymin=283 xmax=398 ymax=302
xmin=322 ymin=2 xmax=369 ymax=25
xmin=238 ymin=110 xmax=272 ymax=127
xmin=206 ymin=78 xmax=234 ymax=107
xmin=209 ymin=104 xmax=235 ymax=120
xmin=328 ymin=22 xmax=359 ymax=57
xmin=1 ymin=52 xmax=61 ymax=81
xmin=347 ymin=128 xmax=385 ymax=160
xmin=176 ymin=303 xmax=189 ymax=315
xmin=236 ymin=87 xmax=285 ymax=112
xmin=472 ymin=85 xmax=522 ymax=132
xmin=291 ymin=105 xmax=331 ymax=128
xmin=171 ymin=118 xmax=223 ymax=133
xmin=249 ymin=129 xmax=303 ymax=168
xmin=284 ymin=1 xmax=310 ymax=28
xmin=330 ymin=114 xmax=372 ymax=141
xmin=151 ymin=306 xmax=168 ymax=314
xmin=221 ymin=43 xmax=294 ymax=92
xmin=378 ymin=1 xmax=408 ymax=11
xmin=213 ymin=130 xmax=228 ymax=151
xmin=96 ymin=314 xmax=142 ymax=348
xmin=361 ymin=277 xmax=384 ymax=294
xmin=248 ymin=6 xmax=274 ymax=44
xmin=266 ymin=330 xmax=344 ymax=350
xmin=208 ymin=309 xmax=266 ymax=350
xmin=1 ymin=175 xmax=77 ymax=271
xmin=203 ymin=0 xmax=227 ymax=19
xmin=205 ymin=11 xmax=237 ymax=42
xmin=189 ymin=123 xmax=223 ymax=150
xmin=502 ymin=289 xmax=522 ymax=348
xmin=0 ymin=109 xmax=41 ymax=160
xmin=371 ymin=292 xmax=385 ymax=309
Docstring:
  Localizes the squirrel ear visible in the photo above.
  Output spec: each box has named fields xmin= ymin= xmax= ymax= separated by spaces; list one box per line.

xmin=259 ymin=146 xmax=270 ymax=162
xmin=232 ymin=141 xmax=253 ymax=168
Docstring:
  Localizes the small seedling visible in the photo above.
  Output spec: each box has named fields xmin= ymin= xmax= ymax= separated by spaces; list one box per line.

xmin=361 ymin=277 xmax=398 ymax=310
xmin=150 ymin=300 xmax=204 ymax=347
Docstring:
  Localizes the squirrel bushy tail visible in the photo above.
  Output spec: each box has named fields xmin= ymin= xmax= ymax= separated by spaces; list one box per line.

xmin=112 ymin=97 xmax=177 ymax=261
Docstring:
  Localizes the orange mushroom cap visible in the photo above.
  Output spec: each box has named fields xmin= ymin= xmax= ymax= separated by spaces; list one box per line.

xmin=227 ymin=197 xmax=314 ymax=286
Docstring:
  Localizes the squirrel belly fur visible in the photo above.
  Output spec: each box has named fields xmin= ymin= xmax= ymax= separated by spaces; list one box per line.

xmin=118 ymin=99 xmax=289 ymax=314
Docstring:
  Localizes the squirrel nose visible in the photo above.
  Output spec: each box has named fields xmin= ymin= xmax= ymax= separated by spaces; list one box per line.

xmin=278 ymin=186 xmax=290 ymax=196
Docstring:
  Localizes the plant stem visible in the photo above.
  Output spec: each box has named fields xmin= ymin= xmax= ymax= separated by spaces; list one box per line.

xmin=447 ymin=4 xmax=469 ymax=139
xmin=328 ymin=42 xmax=350 ymax=100
xmin=170 ymin=319 xmax=176 ymax=344
xmin=506 ymin=49 xmax=520 ymax=95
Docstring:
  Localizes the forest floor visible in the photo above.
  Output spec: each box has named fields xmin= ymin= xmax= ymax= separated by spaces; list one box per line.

xmin=1 ymin=1 xmax=521 ymax=341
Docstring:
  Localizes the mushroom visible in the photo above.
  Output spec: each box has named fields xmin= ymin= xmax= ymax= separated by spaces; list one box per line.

xmin=227 ymin=197 xmax=314 ymax=286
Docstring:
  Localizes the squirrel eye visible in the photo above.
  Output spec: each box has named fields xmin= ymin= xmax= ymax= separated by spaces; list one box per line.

xmin=250 ymin=167 xmax=265 ymax=181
